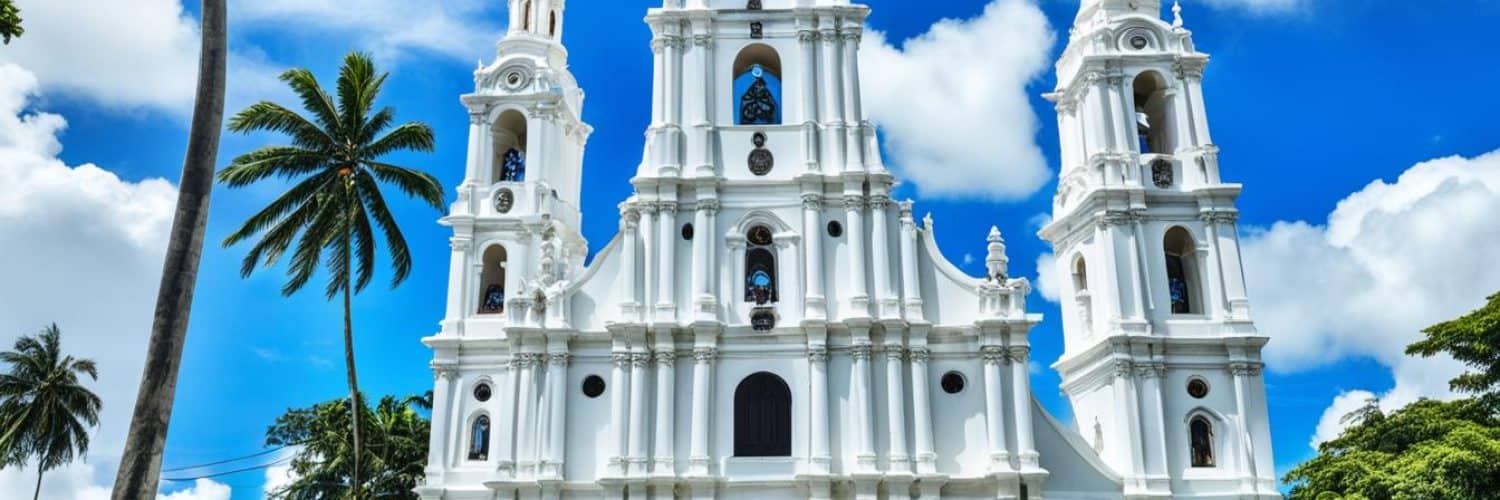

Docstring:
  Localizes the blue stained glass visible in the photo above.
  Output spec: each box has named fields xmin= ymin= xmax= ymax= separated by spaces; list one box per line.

xmin=734 ymin=65 xmax=781 ymax=125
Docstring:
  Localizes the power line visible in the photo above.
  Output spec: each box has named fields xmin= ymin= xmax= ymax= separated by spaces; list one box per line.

xmin=161 ymin=442 xmax=305 ymax=472
xmin=161 ymin=457 xmax=293 ymax=482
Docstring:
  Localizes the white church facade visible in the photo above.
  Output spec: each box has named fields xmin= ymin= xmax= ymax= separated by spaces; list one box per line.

xmin=417 ymin=0 xmax=1278 ymax=498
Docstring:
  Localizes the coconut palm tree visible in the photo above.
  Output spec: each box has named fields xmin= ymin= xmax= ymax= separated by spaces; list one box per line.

xmin=0 ymin=0 xmax=22 ymax=44
xmin=0 ymin=324 xmax=103 ymax=500
xmin=111 ymin=2 xmax=226 ymax=498
xmin=219 ymin=52 xmax=444 ymax=496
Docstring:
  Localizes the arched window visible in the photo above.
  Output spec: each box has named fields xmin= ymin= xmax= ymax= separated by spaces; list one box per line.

xmin=468 ymin=415 xmax=491 ymax=461
xmin=493 ymin=110 xmax=527 ymax=183
xmin=1072 ymin=256 xmax=1089 ymax=295
xmin=1190 ymin=416 xmax=1215 ymax=467
xmin=1073 ymin=255 xmax=1093 ymax=331
xmin=479 ymin=245 xmax=508 ymax=314
xmin=522 ymin=1 xmax=532 ymax=31
xmin=745 ymin=225 xmax=778 ymax=304
xmin=1133 ymin=71 xmax=1175 ymax=155
xmin=734 ymin=372 xmax=791 ymax=457
xmin=732 ymin=44 xmax=783 ymax=125
xmin=548 ymin=10 xmax=558 ymax=38
xmin=1163 ymin=227 xmax=1202 ymax=315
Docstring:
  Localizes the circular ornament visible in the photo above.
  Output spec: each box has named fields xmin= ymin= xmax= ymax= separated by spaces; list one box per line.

xmin=474 ymin=383 xmax=492 ymax=402
xmin=494 ymin=188 xmax=515 ymax=214
xmin=748 ymin=132 xmax=774 ymax=176
xmin=1187 ymin=378 xmax=1210 ymax=399
xmin=941 ymin=371 xmax=966 ymax=394
xmin=1131 ymin=35 xmax=1150 ymax=50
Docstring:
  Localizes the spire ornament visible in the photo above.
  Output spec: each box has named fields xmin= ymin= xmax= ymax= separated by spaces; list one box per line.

xmin=985 ymin=226 xmax=1009 ymax=282
xmin=1172 ymin=0 xmax=1184 ymax=28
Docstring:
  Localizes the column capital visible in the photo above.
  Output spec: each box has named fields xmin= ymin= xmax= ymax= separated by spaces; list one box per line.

xmin=655 ymin=350 xmax=678 ymax=365
xmin=981 ymin=346 xmax=1007 ymax=366
xmin=1006 ymin=346 xmax=1031 ymax=363
xmin=611 ymin=353 xmax=633 ymax=369
xmin=631 ymin=353 xmax=653 ymax=368
xmin=849 ymin=345 xmax=873 ymax=361
xmin=697 ymin=198 xmax=721 ymax=214
xmin=430 ymin=362 xmax=459 ymax=380
xmin=548 ymin=352 xmax=572 ymax=366
xmin=906 ymin=347 xmax=929 ymax=363
xmin=807 ymin=346 xmax=828 ymax=363
xmin=869 ymin=194 xmax=892 ymax=210
xmin=449 ymin=236 xmax=472 ymax=252
xmin=843 ymin=194 xmax=866 ymax=210
xmin=1228 ymin=362 xmax=1261 ymax=377
xmin=802 ymin=193 xmax=824 ymax=210
xmin=693 ymin=347 xmax=718 ymax=362
xmin=1112 ymin=359 xmax=1136 ymax=378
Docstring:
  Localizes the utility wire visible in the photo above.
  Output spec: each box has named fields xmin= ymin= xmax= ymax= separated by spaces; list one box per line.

xmin=161 ymin=457 xmax=293 ymax=482
xmin=161 ymin=442 xmax=306 ymax=472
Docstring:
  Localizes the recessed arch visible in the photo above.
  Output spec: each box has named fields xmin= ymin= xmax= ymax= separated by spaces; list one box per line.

xmin=1133 ymin=70 xmax=1175 ymax=155
xmin=1071 ymin=253 xmax=1090 ymax=293
xmin=1163 ymin=226 xmax=1203 ymax=315
xmin=734 ymin=371 xmax=791 ymax=456
xmin=479 ymin=244 xmax=509 ymax=314
xmin=1189 ymin=415 xmax=1215 ymax=467
xmin=493 ymin=109 xmax=528 ymax=183
xmin=467 ymin=412 xmax=491 ymax=461
xmin=732 ymin=43 xmax=783 ymax=125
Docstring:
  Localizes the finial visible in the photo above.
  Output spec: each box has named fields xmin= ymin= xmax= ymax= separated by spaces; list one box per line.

xmin=1172 ymin=0 xmax=1184 ymax=28
xmin=985 ymin=226 xmax=1009 ymax=281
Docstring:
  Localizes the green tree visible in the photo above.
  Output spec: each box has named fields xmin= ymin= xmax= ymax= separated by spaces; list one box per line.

xmin=0 ymin=325 xmax=103 ymax=500
xmin=112 ymin=2 xmax=226 ymax=498
xmin=0 ymin=0 xmax=22 ymax=44
xmin=1283 ymin=398 xmax=1500 ymax=500
xmin=1407 ymin=292 xmax=1500 ymax=403
xmin=265 ymin=393 xmax=432 ymax=499
xmin=219 ymin=52 xmax=443 ymax=497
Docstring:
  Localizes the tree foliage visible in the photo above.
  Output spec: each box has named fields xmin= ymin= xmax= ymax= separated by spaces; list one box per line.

xmin=0 ymin=0 xmax=22 ymax=44
xmin=1283 ymin=398 xmax=1500 ymax=500
xmin=0 ymin=325 xmax=103 ymax=500
xmin=1407 ymin=292 xmax=1500 ymax=402
xmin=1286 ymin=292 xmax=1500 ymax=499
xmin=265 ymin=393 xmax=431 ymax=499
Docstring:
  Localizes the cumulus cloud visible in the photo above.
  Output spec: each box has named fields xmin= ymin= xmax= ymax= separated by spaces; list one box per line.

xmin=861 ymin=0 xmax=1055 ymax=200
xmin=0 ymin=62 xmax=185 ymax=498
xmin=234 ymin=0 xmax=501 ymax=63
xmin=158 ymin=479 xmax=233 ymax=500
xmin=0 ymin=0 xmax=282 ymax=115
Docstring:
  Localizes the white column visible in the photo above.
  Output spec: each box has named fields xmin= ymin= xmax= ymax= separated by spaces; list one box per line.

xmin=1009 ymin=347 xmax=1037 ymax=470
xmin=1143 ymin=364 xmax=1170 ymax=480
xmin=627 ymin=348 xmax=651 ymax=477
xmin=443 ymin=237 xmax=471 ymax=329
xmin=640 ymin=204 xmax=658 ymax=323
xmin=818 ymin=22 xmax=845 ymax=169
xmin=844 ymin=194 xmax=869 ymax=316
xmin=897 ymin=203 xmax=923 ymax=321
xmin=840 ymin=28 xmax=865 ymax=171
xmin=1231 ymin=363 xmax=1262 ymax=493
xmin=513 ymin=352 xmax=539 ymax=478
xmin=884 ymin=342 xmax=910 ymax=473
xmin=544 ymin=350 xmax=570 ymax=479
xmin=704 ymin=201 xmax=719 ymax=308
xmin=495 ymin=351 xmax=518 ymax=476
xmin=850 ymin=335 xmax=876 ymax=471
xmin=1112 ymin=361 xmax=1145 ymax=486
xmin=692 ymin=202 xmax=711 ymax=300
xmin=1201 ymin=216 xmax=1227 ymax=319
xmin=693 ymin=33 xmax=715 ymax=171
xmin=774 ymin=234 xmax=801 ymax=313
xmin=688 ymin=347 xmax=716 ymax=476
xmin=1127 ymin=215 xmax=1150 ymax=318
xmin=908 ymin=345 xmax=936 ymax=474
xmin=657 ymin=204 xmax=678 ymax=321
xmin=464 ymin=113 xmax=485 ymax=184
xmin=870 ymin=194 xmax=895 ymax=318
xmin=620 ymin=208 xmax=641 ymax=319
xmin=652 ymin=347 xmax=676 ymax=476
xmin=1216 ymin=214 xmax=1252 ymax=318
xmin=425 ymin=365 xmax=456 ymax=478
xmin=808 ymin=345 xmax=831 ymax=474
xmin=981 ymin=346 xmax=1010 ymax=472
xmin=608 ymin=346 xmax=632 ymax=478
xmin=728 ymin=234 xmax=746 ymax=318
xmin=802 ymin=194 xmax=826 ymax=319
xmin=798 ymin=21 xmax=820 ymax=171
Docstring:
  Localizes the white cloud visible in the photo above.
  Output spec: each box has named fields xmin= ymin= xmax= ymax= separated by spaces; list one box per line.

xmin=0 ymin=0 xmax=283 ymax=115
xmin=1034 ymin=251 xmax=1061 ymax=303
xmin=861 ymin=0 xmax=1055 ymax=200
xmin=1309 ymin=389 xmax=1376 ymax=448
xmin=0 ymin=62 xmax=181 ymax=498
xmin=159 ymin=479 xmax=233 ymax=500
xmin=233 ymin=0 xmax=501 ymax=63
xmin=262 ymin=457 xmax=297 ymax=498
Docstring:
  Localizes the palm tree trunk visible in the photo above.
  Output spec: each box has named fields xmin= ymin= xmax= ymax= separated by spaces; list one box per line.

xmin=343 ymin=177 xmax=363 ymax=498
xmin=33 ymin=468 xmax=42 ymax=500
xmin=111 ymin=1 xmax=225 ymax=499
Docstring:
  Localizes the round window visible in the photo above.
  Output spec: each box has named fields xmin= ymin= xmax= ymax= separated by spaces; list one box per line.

xmin=1187 ymin=378 xmax=1209 ymax=399
xmin=1130 ymin=35 xmax=1149 ymax=50
xmin=474 ymin=383 xmax=492 ymax=402
xmin=827 ymin=220 xmax=843 ymax=238
xmin=582 ymin=375 xmax=606 ymax=398
xmin=941 ymin=371 xmax=966 ymax=394
xmin=682 ymin=223 xmax=695 ymax=240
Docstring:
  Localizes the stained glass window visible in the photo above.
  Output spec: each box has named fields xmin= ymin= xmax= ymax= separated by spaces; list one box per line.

xmin=469 ymin=415 xmax=491 ymax=461
xmin=735 ymin=65 xmax=781 ymax=125
xmin=745 ymin=226 xmax=778 ymax=305
xmin=501 ymin=148 xmax=525 ymax=182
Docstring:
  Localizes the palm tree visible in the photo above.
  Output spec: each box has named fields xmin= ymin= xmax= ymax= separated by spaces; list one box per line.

xmin=220 ymin=52 xmax=444 ymax=496
xmin=0 ymin=325 xmax=103 ymax=500
xmin=0 ymin=0 xmax=22 ymax=44
xmin=111 ymin=2 xmax=226 ymax=498
xmin=265 ymin=393 xmax=432 ymax=499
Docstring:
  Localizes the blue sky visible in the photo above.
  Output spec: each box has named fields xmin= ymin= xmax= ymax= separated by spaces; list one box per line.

xmin=2 ymin=0 xmax=1499 ymax=498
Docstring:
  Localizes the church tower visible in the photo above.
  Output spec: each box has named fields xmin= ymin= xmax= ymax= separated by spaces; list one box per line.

xmin=1039 ymin=0 xmax=1278 ymax=497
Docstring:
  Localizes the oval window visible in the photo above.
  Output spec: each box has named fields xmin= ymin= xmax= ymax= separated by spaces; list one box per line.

xmin=827 ymin=220 xmax=843 ymax=238
xmin=582 ymin=375 xmax=606 ymax=398
xmin=941 ymin=371 xmax=966 ymax=394
xmin=1187 ymin=378 xmax=1209 ymax=399
xmin=474 ymin=383 xmax=492 ymax=402
xmin=682 ymin=223 xmax=695 ymax=241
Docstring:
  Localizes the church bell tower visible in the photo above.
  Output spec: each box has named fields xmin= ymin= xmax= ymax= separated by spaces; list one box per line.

xmin=1039 ymin=1 xmax=1279 ymax=497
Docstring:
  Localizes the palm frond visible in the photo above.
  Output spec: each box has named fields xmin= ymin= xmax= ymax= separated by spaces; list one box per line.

xmin=363 ymin=161 xmax=444 ymax=211
xmin=349 ymin=191 xmax=377 ymax=293
xmin=361 ymin=122 xmax=436 ymax=160
xmin=222 ymin=170 xmax=337 ymax=247
xmin=354 ymin=174 xmax=414 ymax=287
xmin=282 ymin=196 xmax=345 ymax=296
xmin=226 ymin=102 xmax=336 ymax=151
xmin=280 ymin=68 xmax=344 ymax=137
xmin=217 ymin=146 xmax=331 ymax=188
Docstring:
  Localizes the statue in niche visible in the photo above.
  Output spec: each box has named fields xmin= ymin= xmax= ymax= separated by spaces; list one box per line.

xmin=482 ymin=284 xmax=505 ymax=313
